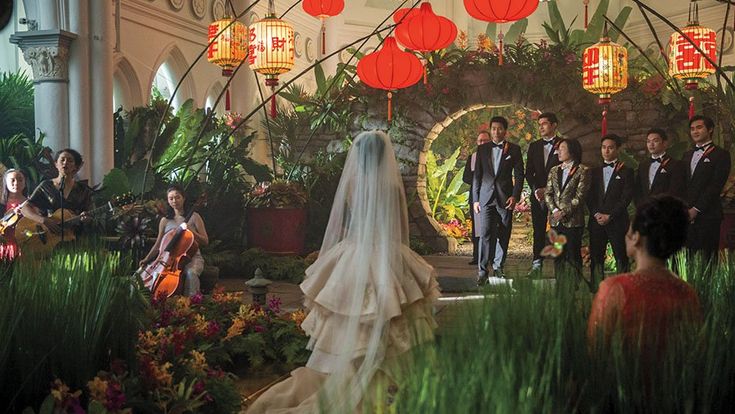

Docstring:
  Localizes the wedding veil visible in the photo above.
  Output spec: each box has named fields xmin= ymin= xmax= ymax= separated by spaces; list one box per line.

xmin=303 ymin=130 xmax=411 ymax=412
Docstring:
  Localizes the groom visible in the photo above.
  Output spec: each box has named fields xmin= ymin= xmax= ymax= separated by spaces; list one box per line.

xmin=473 ymin=116 xmax=524 ymax=283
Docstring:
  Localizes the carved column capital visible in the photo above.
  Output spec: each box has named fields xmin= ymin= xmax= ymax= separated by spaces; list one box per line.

xmin=10 ymin=30 xmax=77 ymax=82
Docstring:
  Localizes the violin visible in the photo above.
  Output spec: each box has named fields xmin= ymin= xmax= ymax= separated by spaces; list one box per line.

xmin=139 ymin=208 xmax=200 ymax=298
xmin=0 ymin=200 xmax=29 ymax=235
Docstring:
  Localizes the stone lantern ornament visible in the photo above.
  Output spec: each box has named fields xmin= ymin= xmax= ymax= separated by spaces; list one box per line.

xmin=245 ymin=268 xmax=272 ymax=306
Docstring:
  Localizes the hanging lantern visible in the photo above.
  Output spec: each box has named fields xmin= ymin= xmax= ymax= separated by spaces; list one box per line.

xmin=207 ymin=14 xmax=247 ymax=111
xmin=302 ymin=0 xmax=344 ymax=55
xmin=463 ymin=0 xmax=539 ymax=22
xmin=583 ymin=0 xmax=589 ymax=29
xmin=582 ymin=27 xmax=628 ymax=136
xmin=248 ymin=1 xmax=295 ymax=118
xmin=394 ymin=2 xmax=457 ymax=84
xmin=357 ymin=37 xmax=423 ymax=122
xmin=668 ymin=0 xmax=716 ymax=119
xmin=463 ymin=0 xmax=539 ymax=65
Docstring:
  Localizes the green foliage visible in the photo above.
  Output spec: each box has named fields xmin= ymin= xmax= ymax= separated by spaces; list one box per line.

xmin=0 ymin=246 xmax=149 ymax=412
xmin=542 ymin=0 xmax=632 ymax=50
xmin=392 ymin=253 xmax=735 ymax=412
xmin=239 ymin=248 xmax=311 ymax=283
xmin=426 ymin=148 xmax=467 ymax=224
xmin=0 ymin=71 xmax=34 ymax=139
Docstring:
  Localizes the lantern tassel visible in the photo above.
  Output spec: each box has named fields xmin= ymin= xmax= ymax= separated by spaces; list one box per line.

xmin=601 ymin=108 xmax=608 ymax=137
xmin=321 ymin=19 xmax=326 ymax=55
xmin=225 ymin=87 xmax=231 ymax=111
xmin=423 ymin=64 xmax=428 ymax=85
xmin=584 ymin=1 xmax=589 ymax=29
xmin=688 ymin=96 xmax=695 ymax=120
xmin=498 ymin=30 xmax=504 ymax=66
xmin=270 ymin=86 xmax=277 ymax=118
xmin=387 ymin=92 xmax=393 ymax=122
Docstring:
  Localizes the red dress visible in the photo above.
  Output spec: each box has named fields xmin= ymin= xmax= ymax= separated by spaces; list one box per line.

xmin=587 ymin=269 xmax=701 ymax=352
xmin=0 ymin=200 xmax=21 ymax=261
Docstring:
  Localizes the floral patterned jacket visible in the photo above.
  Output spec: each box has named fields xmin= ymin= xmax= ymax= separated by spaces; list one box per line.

xmin=545 ymin=163 xmax=590 ymax=228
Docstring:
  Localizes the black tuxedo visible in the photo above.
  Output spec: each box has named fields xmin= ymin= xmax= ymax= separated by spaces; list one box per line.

xmin=634 ymin=154 xmax=686 ymax=205
xmin=463 ymin=152 xmax=479 ymax=262
xmin=587 ymin=161 xmax=634 ymax=288
xmin=683 ymin=144 xmax=731 ymax=255
xmin=525 ymin=137 xmax=561 ymax=265
xmin=473 ymin=141 xmax=525 ymax=276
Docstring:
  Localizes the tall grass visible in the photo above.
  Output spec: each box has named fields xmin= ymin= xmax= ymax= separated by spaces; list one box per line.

xmin=388 ymin=252 xmax=735 ymax=413
xmin=0 ymin=245 xmax=150 ymax=412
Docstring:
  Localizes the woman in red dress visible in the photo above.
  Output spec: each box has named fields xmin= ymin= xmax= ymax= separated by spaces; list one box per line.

xmin=0 ymin=169 xmax=46 ymax=262
xmin=587 ymin=195 xmax=701 ymax=354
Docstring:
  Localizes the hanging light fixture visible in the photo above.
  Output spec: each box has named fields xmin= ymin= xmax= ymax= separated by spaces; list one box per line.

xmin=248 ymin=0 xmax=295 ymax=118
xmin=207 ymin=2 xmax=246 ymax=111
xmin=668 ymin=0 xmax=716 ymax=119
xmin=394 ymin=2 xmax=457 ymax=84
xmin=357 ymin=37 xmax=423 ymax=122
xmin=582 ymin=23 xmax=628 ymax=136
xmin=463 ymin=0 xmax=540 ymax=65
xmin=302 ymin=0 xmax=345 ymax=55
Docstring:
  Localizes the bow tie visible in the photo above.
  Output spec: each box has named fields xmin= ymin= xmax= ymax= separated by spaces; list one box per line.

xmin=543 ymin=140 xmax=554 ymax=146
xmin=491 ymin=142 xmax=505 ymax=149
xmin=604 ymin=162 xmax=616 ymax=168
xmin=651 ymin=157 xmax=662 ymax=163
xmin=695 ymin=144 xmax=711 ymax=152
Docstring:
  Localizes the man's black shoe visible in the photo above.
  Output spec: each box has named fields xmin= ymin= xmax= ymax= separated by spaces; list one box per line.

xmin=468 ymin=260 xmax=478 ymax=265
xmin=493 ymin=268 xmax=507 ymax=279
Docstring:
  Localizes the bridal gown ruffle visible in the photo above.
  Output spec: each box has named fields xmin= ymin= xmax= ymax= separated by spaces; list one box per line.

xmin=246 ymin=241 xmax=440 ymax=413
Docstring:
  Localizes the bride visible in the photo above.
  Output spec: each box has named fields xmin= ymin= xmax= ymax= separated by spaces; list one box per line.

xmin=247 ymin=130 xmax=440 ymax=413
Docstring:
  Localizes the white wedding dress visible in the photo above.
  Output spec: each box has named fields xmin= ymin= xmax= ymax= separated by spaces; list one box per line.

xmin=247 ymin=131 xmax=439 ymax=413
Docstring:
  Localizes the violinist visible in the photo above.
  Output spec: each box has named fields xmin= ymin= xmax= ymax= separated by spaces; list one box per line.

xmin=139 ymin=185 xmax=209 ymax=296
xmin=29 ymin=148 xmax=93 ymax=233
xmin=0 ymin=169 xmax=47 ymax=262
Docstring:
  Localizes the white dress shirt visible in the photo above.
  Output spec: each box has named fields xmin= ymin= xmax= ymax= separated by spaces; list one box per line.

xmin=649 ymin=153 xmax=665 ymax=189
xmin=491 ymin=141 xmax=505 ymax=175
xmin=542 ymin=137 xmax=555 ymax=164
xmin=602 ymin=159 xmax=618 ymax=193
xmin=561 ymin=161 xmax=574 ymax=187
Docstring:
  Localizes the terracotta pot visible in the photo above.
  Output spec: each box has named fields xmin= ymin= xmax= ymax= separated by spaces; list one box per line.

xmin=247 ymin=207 xmax=307 ymax=255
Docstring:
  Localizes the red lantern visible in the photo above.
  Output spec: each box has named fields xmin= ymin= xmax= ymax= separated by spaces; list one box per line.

xmin=463 ymin=0 xmax=539 ymax=23
xmin=394 ymin=2 xmax=457 ymax=83
xmin=463 ymin=0 xmax=539 ymax=65
xmin=357 ymin=37 xmax=423 ymax=121
xmin=302 ymin=0 xmax=344 ymax=55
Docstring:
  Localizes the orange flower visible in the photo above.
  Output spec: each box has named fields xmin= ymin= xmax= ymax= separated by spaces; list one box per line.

xmin=223 ymin=318 xmax=246 ymax=341
xmin=290 ymin=309 xmax=307 ymax=329
xmin=87 ymin=376 xmax=109 ymax=403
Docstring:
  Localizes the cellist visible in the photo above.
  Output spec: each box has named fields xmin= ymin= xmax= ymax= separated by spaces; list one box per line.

xmin=139 ymin=185 xmax=209 ymax=296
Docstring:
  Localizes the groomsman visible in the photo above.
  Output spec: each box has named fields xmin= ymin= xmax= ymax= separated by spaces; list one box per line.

xmin=683 ymin=115 xmax=732 ymax=258
xmin=473 ymin=116 xmax=524 ymax=283
xmin=525 ymin=112 xmax=562 ymax=276
xmin=463 ymin=130 xmax=491 ymax=265
xmin=586 ymin=134 xmax=634 ymax=289
xmin=634 ymin=128 xmax=686 ymax=204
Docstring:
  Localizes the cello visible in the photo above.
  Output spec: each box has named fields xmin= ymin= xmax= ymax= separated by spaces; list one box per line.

xmin=139 ymin=208 xmax=200 ymax=298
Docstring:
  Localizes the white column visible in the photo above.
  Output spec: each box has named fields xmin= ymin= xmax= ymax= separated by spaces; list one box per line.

xmin=322 ymin=13 xmax=344 ymax=77
xmin=88 ymin=0 xmax=114 ymax=184
xmin=10 ymin=30 xmax=77 ymax=152
xmin=37 ymin=0 xmax=59 ymax=30
xmin=67 ymin=0 xmax=91 ymax=179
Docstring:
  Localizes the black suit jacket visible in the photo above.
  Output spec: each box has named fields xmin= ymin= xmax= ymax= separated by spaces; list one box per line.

xmin=463 ymin=152 xmax=476 ymax=205
xmin=634 ymin=155 xmax=686 ymax=204
xmin=525 ymin=137 xmax=561 ymax=191
xmin=587 ymin=162 xmax=634 ymax=221
xmin=683 ymin=144 xmax=732 ymax=221
xmin=473 ymin=142 xmax=524 ymax=207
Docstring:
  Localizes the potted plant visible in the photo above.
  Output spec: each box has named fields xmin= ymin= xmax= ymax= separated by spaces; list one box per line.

xmin=246 ymin=180 xmax=309 ymax=255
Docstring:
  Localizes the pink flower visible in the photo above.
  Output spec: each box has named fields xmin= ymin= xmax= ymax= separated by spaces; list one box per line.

xmin=105 ymin=381 xmax=127 ymax=411
xmin=206 ymin=320 xmax=221 ymax=338
xmin=254 ymin=325 xmax=266 ymax=333
xmin=267 ymin=297 xmax=282 ymax=314
xmin=190 ymin=292 xmax=203 ymax=305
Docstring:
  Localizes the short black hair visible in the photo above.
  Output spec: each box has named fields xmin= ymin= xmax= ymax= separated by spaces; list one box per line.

xmin=538 ymin=112 xmax=558 ymax=125
xmin=55 ymin=148 xmax=84 ymax=167
xmin=560 ymin=138 xmax=583 ymax=164
xmin=646 ymin=128 xmax=668 ymax=141
xmin=478 ymin=130 xmax=490 ymax=138
xmin=490 ymin=116 xmax=508 ymax=130
xmin=632 ymin=195 xmax=689 ymax=260
xmin=601 ymin=133 xmax=623 ymax=148
xmin=689 ymin=115 xmax=715 ymax=132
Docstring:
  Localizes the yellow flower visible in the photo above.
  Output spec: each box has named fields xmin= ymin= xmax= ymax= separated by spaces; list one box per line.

xmin=290 ymin=309 xmax=307 ymax=329
xmin=187 ymin=350 xmax=209 ymax=373
xmin=223 ymin=318 xmax=246 ymax=342
xmin=456 ymin=30 xmax=468 ymax=49
xmin=151 ymin=362 xmax=173 ymax=387
xmin=50 ymin=379 xmax=81 ymax=403
xmin=193 ymin=314 xmax=209 ymax=335
xmin=237 ymin=304 xmax=258 ymax=323
xmin=525 ymin=133 xmax=532 ymax=141
xmin=87 ymin=376 xmax=109 ymax=402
